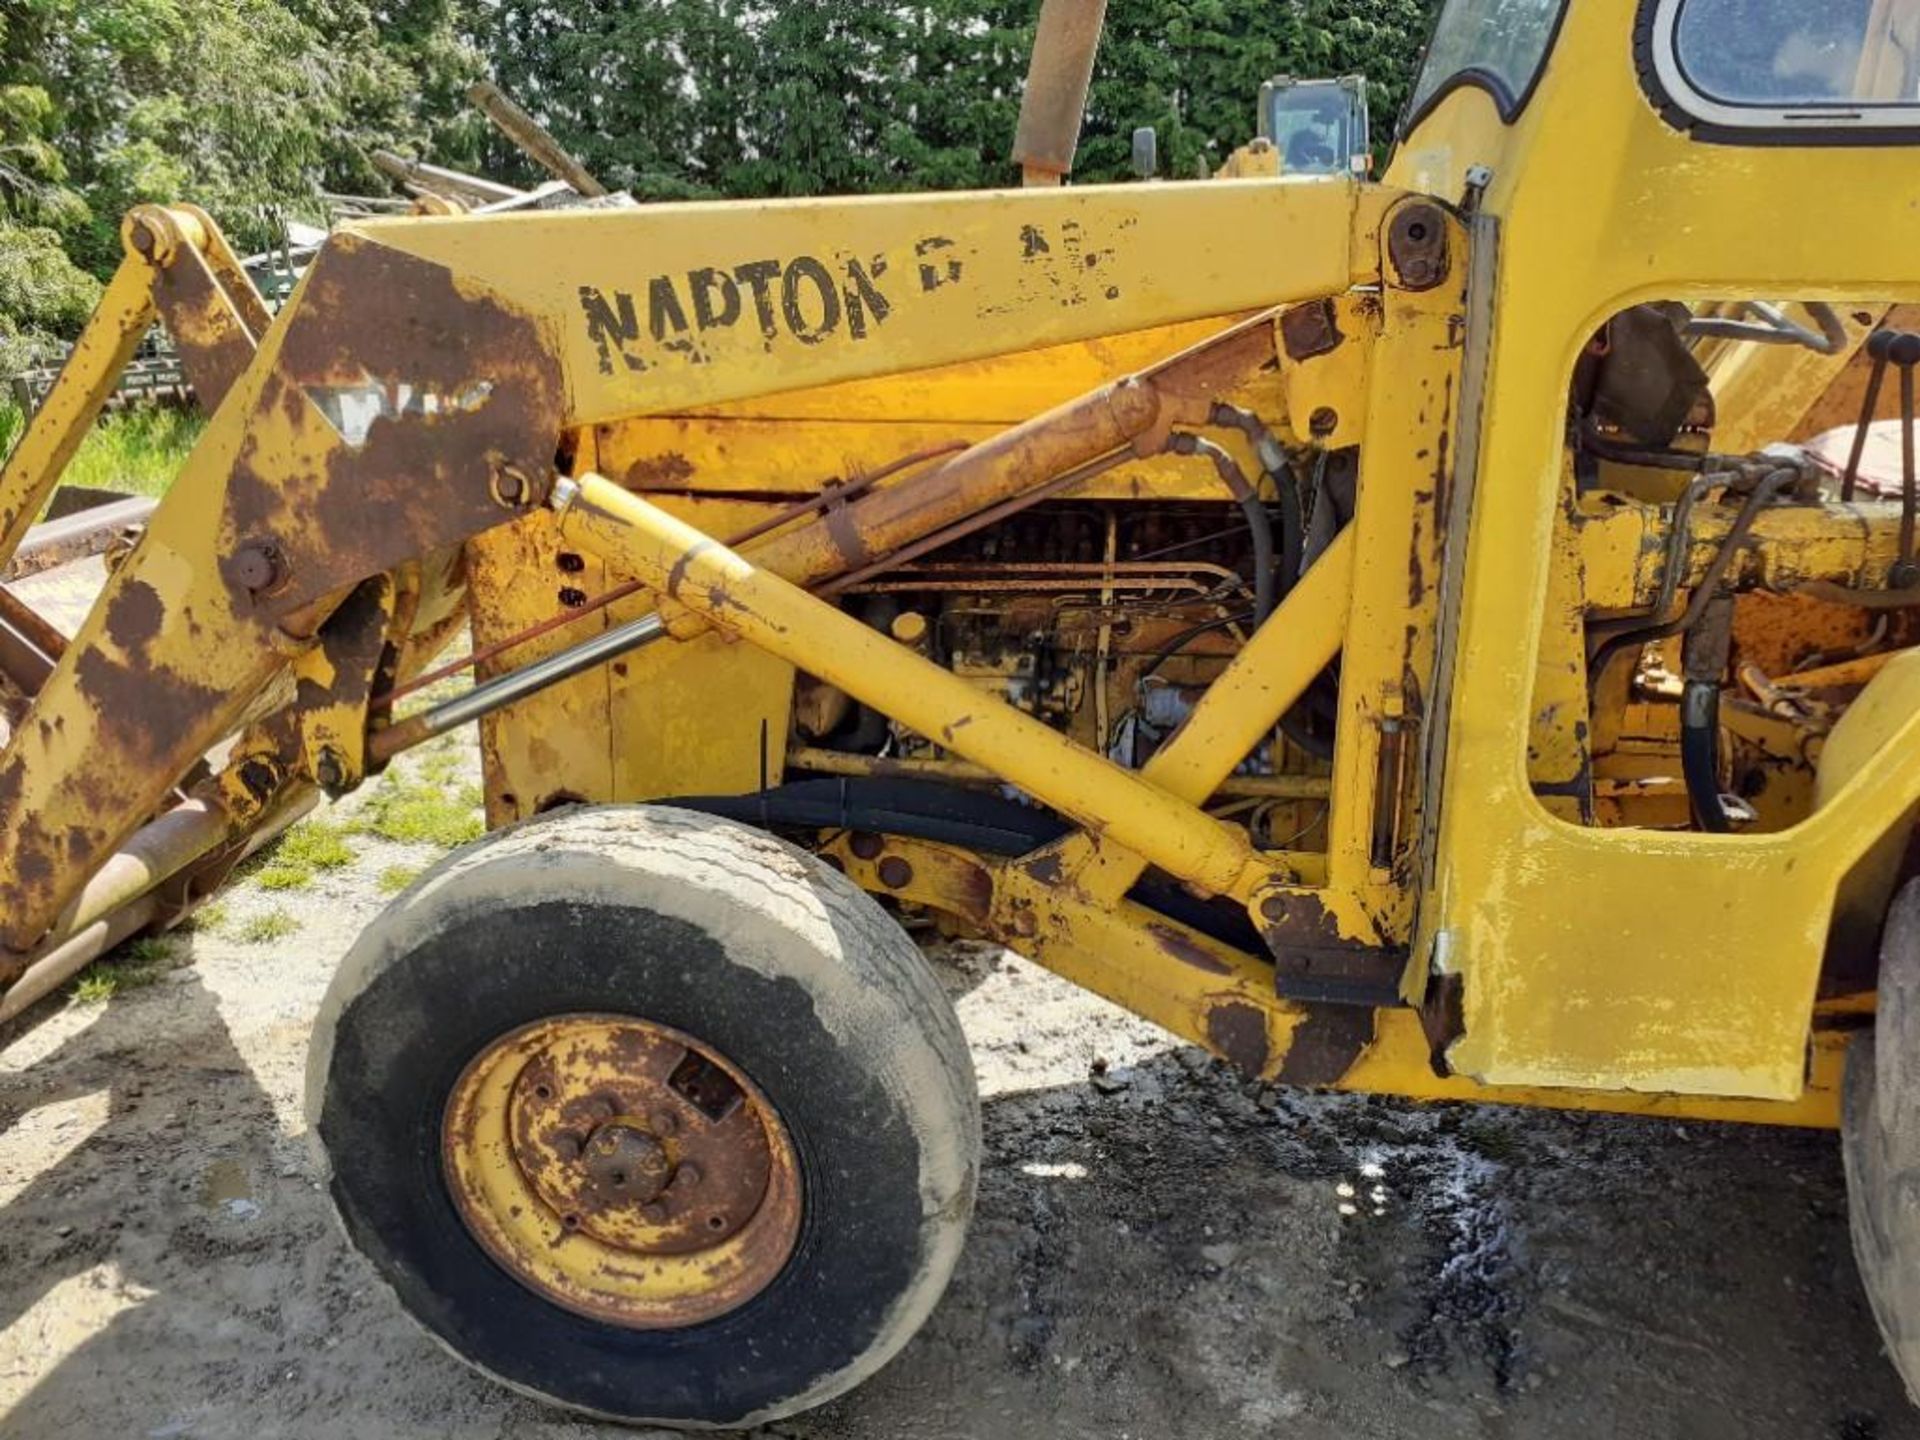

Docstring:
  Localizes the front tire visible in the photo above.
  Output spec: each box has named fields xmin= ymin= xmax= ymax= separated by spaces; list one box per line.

xmin=306 ymin=805 xmax=979 ymax=1428
xmin=1844 ymin=878 xmax=1920 ymax=1404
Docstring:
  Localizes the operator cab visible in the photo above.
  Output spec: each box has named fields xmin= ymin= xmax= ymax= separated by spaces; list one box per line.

xmin=1258 ymin=75 xmax=1372 ymax=176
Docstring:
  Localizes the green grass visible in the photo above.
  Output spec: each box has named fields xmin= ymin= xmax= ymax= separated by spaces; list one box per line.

xmin=247 ymin=819 xmax=358 ymax=892
xmin=354 ymin=769 xmax=484 ymax=849
xmin=377 ymin=863 xmax=423 ymax=895
xmin=188 ymin=899 xmax=230 ymax=935
xmin=236 ymin=908 xmax=299 ymax=944
xmin=70 ymin=935 xmax=175 ymax=1003
xmin=418 ymin=745 xmax=467 ymax=786
xmin=72 ymin=961 xmax=159 ymax=1003
xmin=0 ymin=398 xmax=202 ymax=504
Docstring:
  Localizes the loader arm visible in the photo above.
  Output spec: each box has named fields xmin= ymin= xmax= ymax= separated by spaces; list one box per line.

xmin=0 ymin=176 xmax=1411 ymax=975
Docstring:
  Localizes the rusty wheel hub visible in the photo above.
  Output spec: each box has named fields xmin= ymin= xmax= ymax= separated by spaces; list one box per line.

xmin=442 ymin=1014 xmax=801 ymax=1328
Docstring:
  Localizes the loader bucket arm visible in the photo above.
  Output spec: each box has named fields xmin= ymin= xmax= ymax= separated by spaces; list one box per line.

xmin=0 ymin=175 xmax=1401 ymax=982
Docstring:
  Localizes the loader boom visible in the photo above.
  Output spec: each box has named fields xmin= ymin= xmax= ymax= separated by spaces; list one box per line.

xmin=0 ymin=177 xmax=1406 ymax=975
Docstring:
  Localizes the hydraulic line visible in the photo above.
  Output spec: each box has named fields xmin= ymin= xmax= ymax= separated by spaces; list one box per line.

xmin=1684 ymin=301 xmax=1848 ymax=355
xmin=1679 ymin=681 xmax=1731 ymax=834
xmin=1209 ymin=401 xmax=1307 ymax=602
xmin=1680 ymin=593 xmax=1736 ymax=834
xmin=1587 ymin=468 xmax=1796 ymax=701
xmin=1681 ymin=587 xmax=1743 ymax=833
xmin=1165 ymin=432 xmax=1274 ymax=624
xmin=1163 ymin=429 xmax=1337 ymax=760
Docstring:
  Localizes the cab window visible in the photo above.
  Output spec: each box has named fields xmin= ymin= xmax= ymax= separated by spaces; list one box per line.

xmin=1648 ymin=0 xmax=1920 ymax=132
xmin=1406 ymin=0 xmax=1567 ymax=122
xmin=1673 ymin=0 xmax=1913 ymax=104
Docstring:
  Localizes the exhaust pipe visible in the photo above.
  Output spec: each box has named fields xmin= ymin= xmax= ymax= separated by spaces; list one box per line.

xmin=1012 ymin=0 xmax=1109 ymax=187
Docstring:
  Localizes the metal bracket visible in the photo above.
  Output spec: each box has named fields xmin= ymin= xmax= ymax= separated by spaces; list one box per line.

xmin=1255 ymin=888 xmax=1408 ymax=1006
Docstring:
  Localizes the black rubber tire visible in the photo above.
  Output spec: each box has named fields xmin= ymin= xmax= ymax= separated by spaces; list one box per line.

xmin=305 ymin=805 xmax=979 ymax=1429
xmin=1844 ymin=877 xmax=1920 ymax=1405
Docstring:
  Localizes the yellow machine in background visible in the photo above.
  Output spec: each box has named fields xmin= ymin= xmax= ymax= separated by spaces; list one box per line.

xmin=6 ymin=0 xmax=1920 ymax=1425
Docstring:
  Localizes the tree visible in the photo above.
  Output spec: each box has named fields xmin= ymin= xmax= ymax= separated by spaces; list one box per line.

xmin=0 ymin=83 xmax=99 ymax=369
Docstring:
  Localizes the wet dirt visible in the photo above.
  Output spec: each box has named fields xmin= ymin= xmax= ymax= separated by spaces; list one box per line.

xmin=0 ymin=752 xmax=1913 ymax=1439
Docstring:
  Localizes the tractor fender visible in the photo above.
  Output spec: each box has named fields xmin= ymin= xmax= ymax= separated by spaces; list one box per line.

xmin=1816 ymin=648 xmax=1920 ymax=963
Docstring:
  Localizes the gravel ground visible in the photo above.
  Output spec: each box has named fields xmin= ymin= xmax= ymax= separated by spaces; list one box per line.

xmin=1 ymin=738 xmax=1915 ymax=1440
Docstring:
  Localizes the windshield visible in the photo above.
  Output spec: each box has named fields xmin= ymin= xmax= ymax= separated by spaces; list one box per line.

xmin=1407 ymin=0 xmax=1567 ymax=120
xmin=1270 ymin=89 xmax=1357 ymax=174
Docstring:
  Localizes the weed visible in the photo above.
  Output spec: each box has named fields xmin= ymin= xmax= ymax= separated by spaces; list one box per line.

xmin=356 ymin=772 xmax=483 ymax=848
xmin=124 ymin=935 xmax=174 ymax=965
xmin=377 ymin=863 xmax=423 ymax=895
xmin=71 ymin=936 xmax=173 ymax=1002
xmin=188 ymin=900 xmax=230 ymax=935
xmin=237 ymin=908 xmax=299 ymax=944
xmin=419 ymin=747 xmax=466 ymax=786
xmin=246 ymin=819 xmax=357 ymax=891
xmin=277 ymin=820 xmax=357 ymax=871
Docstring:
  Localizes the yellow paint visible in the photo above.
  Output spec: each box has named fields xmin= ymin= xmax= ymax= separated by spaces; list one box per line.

xmin=556 ymin=473 xmax=1273 ymax=904
xmin=0 ymin=253 xmax=156 ymax=565
xmin=1411 ymin=0 xmax=1920 ymax=1099
xmin=370 ymin=179 xmax=1393 ymax=422
xmin=11 ymin=0 xmax=1920 ymax=1126
xmin=827 ymin=830 xmax=1847 ymax=1128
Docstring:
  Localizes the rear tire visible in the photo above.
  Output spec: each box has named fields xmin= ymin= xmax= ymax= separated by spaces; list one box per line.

xmin=1843 ymin=878 xmax=1920 ymax=1404
xmin=306 ymin=805 xmax=979 ymax=1428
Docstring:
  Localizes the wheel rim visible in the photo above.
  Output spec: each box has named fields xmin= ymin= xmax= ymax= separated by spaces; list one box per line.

xmin=441 ymin=1013 xmax=802 ymax=1329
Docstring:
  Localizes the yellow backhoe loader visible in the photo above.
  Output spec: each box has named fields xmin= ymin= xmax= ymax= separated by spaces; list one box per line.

xmin=7 ymin=0 xmax=1920 ymax=1425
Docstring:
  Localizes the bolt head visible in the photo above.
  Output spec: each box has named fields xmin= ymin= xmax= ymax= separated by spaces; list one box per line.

xmin=490 ymin=462 xmax=537 ymax=508
xmin=314 ymin=749 xmax=347 ymax=791
xmin=231 ymin=542 xmax=284 ymax=595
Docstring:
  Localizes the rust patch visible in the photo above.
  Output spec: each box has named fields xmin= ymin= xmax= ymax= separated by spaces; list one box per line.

xmin=1386 ymin=203 xmax=1450 ymax=292
xmin=221 ymin=233 xmax=567 ymax=619
xmin=950 ymin=859 xmax=995 ymax=921
xmin=153 ymin=242 xmax=258 ymax=414
xmin=1418 ymin=972 xmax=1466 ymax=1078
xmin=1145 ymin=921 xmax=1231 ymax=974
xmin=103 ymin=578 xmax=166 ymax=657
xmin=1279 ymin=298 xmax=1343 ymax=361
xmin=622 ymin=452 xmax=697 ymax=490
xmin=1205 ymin=1000 xmax=1271 ymax=1078
xmin=0 ymin=638 xmax=233 ymax=952
xmin=1277 ymin=1005 xmax=1377 ymax=1087
xmin=1260 ymin=891 xmax=1407 ymax=1007
xmin=822 ymin=494 xmax=871 ymax=569
xmin=1019 ymin=849 xmax=1065 ymax=886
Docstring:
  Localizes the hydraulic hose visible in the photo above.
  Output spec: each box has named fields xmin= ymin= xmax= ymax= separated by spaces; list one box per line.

xmin=1680 ymin=592 xmax=1737 ymax=834
xmin=1209 ymin=402 xmax=1306 ymax=603
xmin=1209 ymin=405 xmax=1343 ymax=759
xmin=1166 ymin=432 xmax=1274 ymax=625
xmin=1587 ymin=467 xmax=1796 ymax=701
xmin=1162 ymin=430 xmax=1339 ymax=758
xmin=1680 ymin=680 xmax=1732 ymax=834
